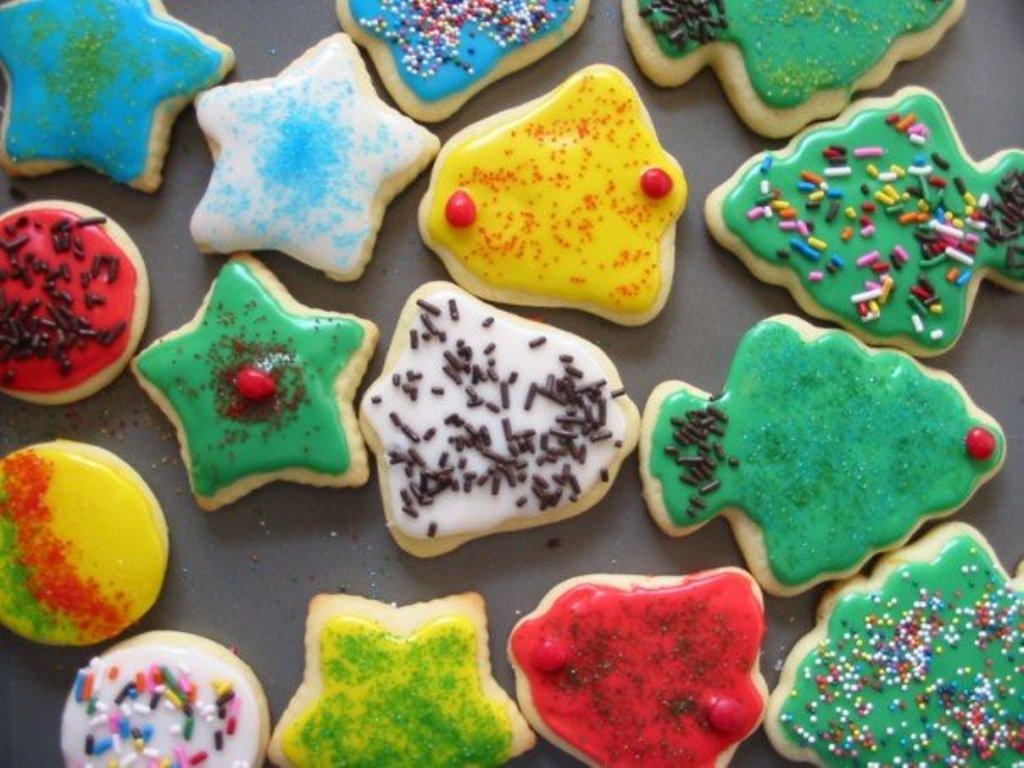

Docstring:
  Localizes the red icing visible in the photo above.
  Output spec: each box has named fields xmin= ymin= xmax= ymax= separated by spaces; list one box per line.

xmin=444 ymin=190 xmax=477 ymax=228
xmin=1 ymin=451 xmax=126 ymax=637
xmin=641 ymin=168 xmax=674 ymax=199
xmin=0 ymin=208 xmax=138 ymax=394
xmin=234 ymin=365 xmax=277 ymax=401
xmin=510 ymin=572 xmax=766 ymax=767
xmin=965 ymin=426 xmax=997 ymax=461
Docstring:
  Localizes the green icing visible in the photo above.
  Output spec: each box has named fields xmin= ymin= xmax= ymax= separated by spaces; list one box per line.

xmin=721 ymin=92 xmax=1024 ymax=353
xmin=638 ymin=0 xmax=956 ymax=108
xmin=283 ymin=616 xmax=513 ymax=767
xmin=135 ymin=260 xmax=367 ymax=498
xmin=647 ymin=320 xmax=1003 ymax=586
xmin=778 ymin=532 xmax=1024 ymax=765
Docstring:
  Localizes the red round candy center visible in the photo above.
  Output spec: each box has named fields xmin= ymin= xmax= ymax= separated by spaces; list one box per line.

xmin=965 ymin=426 xmax=997 ymax=461
xmin=531 ymin=638 xmax=569 ymax=673
xmin=641 ymin=168 xmax=673 ymax=199
xmin=445 ymin=190 xmax=477 ymax=228
xmin=706 ymin=695 xmax=746 ymax=733
xmin=235 ymin=366 xmax=277 ymax=401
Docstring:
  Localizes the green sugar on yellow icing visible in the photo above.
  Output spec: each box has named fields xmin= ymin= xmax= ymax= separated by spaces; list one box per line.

xmin=778 ymin=533 xmax=1024 ymax=765
xmin=134 ymin=261 xmax=366 ymax=498
xmin=638 ymin=0 xmax=956 ymax=108
xmin=647 ymin=320 xmax=1003 ymax=586
xmin=721 ymin=92 xmax=1024 ymax=352
xmin=282 ymin=616 xmax=513 ymax=767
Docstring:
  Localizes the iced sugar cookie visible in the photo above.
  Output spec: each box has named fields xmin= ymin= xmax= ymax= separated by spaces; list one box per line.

xmin=337 ymin=0 xmax=590 ymax=123
xmin=0 ymin=202 xmax=150 ymax=404
xmin=0 ymin=441 xmax=167 ymax=645
xmin=623 ymin=0 xmax=966 ymax=138
xmin=0 ymin=0 xmax=234 ymax=191
xmin=768 ymin=523 xmax=1023 ymax=766
xmin=191 ymin=34 xmax=439 ymax=282
xmin=640 ymin=315 xmax=1004 ymax=596
xmin=62 ymin=630 xmax=270 ymax=768
xmin=359 ymin=283 xmax=640 ymax=557
xmin=132 ymin=255 xmax=377 ymax=510
xmin=419 ymin=65 xmax=687 ymax=325
xmin=707 ymin=88 xmax=1024 ymax=356
xmin=268 ymin=592 xmax=535 ymax=767
xmin=509 ymin=570 xmax=767 ymax=767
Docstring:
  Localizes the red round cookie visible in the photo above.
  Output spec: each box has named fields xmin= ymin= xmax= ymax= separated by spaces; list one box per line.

xmin=0 ymin=202 xmax=149 ymax=404
xmin=509 ymin=569 xmax=767 ymax=767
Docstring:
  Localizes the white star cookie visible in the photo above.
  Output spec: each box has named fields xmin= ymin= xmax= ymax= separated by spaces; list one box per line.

xmin=191 ymin=34 xmax=440 ymax=281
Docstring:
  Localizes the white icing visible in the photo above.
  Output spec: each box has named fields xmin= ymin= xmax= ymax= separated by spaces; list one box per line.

xmin=363 ymin=288 xmax=629 ymax=539
xmin=61 ymin=640 xmax=263 ymax=768
xmin=190 ymin=34 xmax=435 ymax=277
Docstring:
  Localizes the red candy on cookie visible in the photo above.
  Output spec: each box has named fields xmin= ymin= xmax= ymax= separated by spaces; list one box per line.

xmin=0 ymin=202 xmax=149 ymax=404
xmin=509 ymin=569 xmax=767 ymax=767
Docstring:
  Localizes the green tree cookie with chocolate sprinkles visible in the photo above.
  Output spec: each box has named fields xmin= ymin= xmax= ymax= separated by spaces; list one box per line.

xmin=767 ymin=522 xmax=1024 ymax=766
xmin=708 ymin=88 xmax=1024 ymax=357
xmin=132 ymin=255 xmax=378 ymax=510
xmin=639 ymin=315 xmax=1005 ymax=596
xmin=623 ymin=0 xmax=966 ymax=137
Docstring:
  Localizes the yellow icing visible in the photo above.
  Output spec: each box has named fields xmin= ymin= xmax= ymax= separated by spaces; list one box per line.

xmin=40 ymin=446 xmax=166 ymax=611
xmin=426 ymin=65 xmax=687 ymax=317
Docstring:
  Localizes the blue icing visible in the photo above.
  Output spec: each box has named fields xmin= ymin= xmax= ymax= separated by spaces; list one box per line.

xmin=0 ymin=0 xmax=229 ymax=183
xmin=348 ymin=0 xmax=577 ymax=102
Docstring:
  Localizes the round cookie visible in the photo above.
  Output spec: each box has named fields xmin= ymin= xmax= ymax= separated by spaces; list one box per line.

xmin=359 ymin=282 xmax=640 ymax=557
xmin=418 ymin=65 xmax=688 ymax=326
xmin=0 ymin=441 xmax=168 ymax=645
xmin=623 ymin=0 xmax=966 ymax=138
xmin=61 ymin=630 xmax=270 ymax=767
xmin=706 ymin=87 xmax=1024 ymax=356
xmin=768 ymin=522 xmax=1024 ymax=766
xmin=268 ymin=592 xmax=535 ymax=767
xmin=509 ymin=570 xmax=767 ymax=767
xmin=0 ymin=202 xmax=150 ymax=404
xmin=132 ymin=255 xmax=378 ymax=510
xmin=0 ymin=0 xmax=234 ymax=191
xmin=640 ymin=315 xmax=1005 ymax=596
xmin=337 ymin=0 xmax=590 ymax=123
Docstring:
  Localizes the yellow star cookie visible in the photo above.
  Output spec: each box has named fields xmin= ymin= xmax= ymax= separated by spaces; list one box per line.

xmin=419 ymin=65 xmax=687 ymax=326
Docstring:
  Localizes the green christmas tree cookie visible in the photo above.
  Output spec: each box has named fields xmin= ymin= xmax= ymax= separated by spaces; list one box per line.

xmin=640 ymin=315 xmax=1005 ymax=595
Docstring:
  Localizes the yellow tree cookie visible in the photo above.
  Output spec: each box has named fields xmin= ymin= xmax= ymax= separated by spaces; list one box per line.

xmin=419 ymin=65 xmax=687 ymax=326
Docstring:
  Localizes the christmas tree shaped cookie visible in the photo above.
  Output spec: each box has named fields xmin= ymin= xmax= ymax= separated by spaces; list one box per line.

xmin=269 ymin=592 xmax=535 ymax=767
xmin=510 ymin=569 xmax=767 ymax=767
xmin=640 ymin=315 xmax=1005 ymax=596
xmin=133 ymin=256 xmax=377 ymax=510
xmin=624 ymin=0 xmax=965 ymax=137
xmin=768 ymin=523 xmax=1024 ymax=766
xmin=338 ymin=0 xmax=590 ymax=122
xmin=419 ymin=65 xmax=687 ymax=326
xmin=708 ymin=88 xmax=1024 ymax=356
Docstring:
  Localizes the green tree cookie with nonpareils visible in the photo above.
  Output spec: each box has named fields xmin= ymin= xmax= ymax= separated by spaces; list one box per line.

xmin=624 ymin=0 xmax=966 ymax=136
xmin=640 ymin=316 xmax=1005 ymax=596
xmin=708 ymin=88 xmax=1024 ymax=356
xmin=767 ymin=523 xmax=1024 ymax=766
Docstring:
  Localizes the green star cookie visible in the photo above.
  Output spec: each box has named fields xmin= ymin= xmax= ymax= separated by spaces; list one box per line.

xmin=133 ymin=255 xmax=377 ymax=510
xmin=268 ymin=592 xmax=535 ymax=767
xmin=640 ymin=315 xmax=1005 ymax=596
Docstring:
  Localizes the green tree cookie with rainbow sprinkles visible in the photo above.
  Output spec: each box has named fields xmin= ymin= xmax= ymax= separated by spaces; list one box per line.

xmin=639 ymin=315 xmax=1005 ymax=596
xmin=707 ymin=88 xmax=1024 ymax=356
xmin=767 ymin=522 xmax=1024 ymax=766
xmin=623 ymin=0 xmax=965 ymax=137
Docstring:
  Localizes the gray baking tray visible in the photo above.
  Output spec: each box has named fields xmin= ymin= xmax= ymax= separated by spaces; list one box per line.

xmin=1 ymin=2 xmax=1021 ymax=765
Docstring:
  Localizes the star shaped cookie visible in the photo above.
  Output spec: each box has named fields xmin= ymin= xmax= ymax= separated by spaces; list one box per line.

xmin=0 ymin=0 xmax=234 ymax=191
xmin=191 ymin=34 xmax=439 ymax=281
xmin=268 ymin=592 xmax=535 ymax=767
xmin=132 ymin=255 xmax=378 ymax=510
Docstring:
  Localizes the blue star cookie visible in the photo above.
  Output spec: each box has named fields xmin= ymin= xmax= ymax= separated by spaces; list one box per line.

xmin=0 ymin=0 xmax=234 ymax=191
